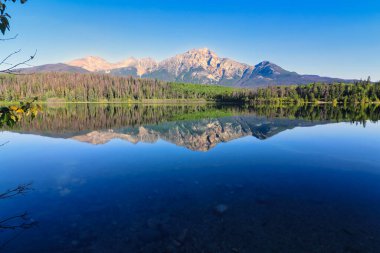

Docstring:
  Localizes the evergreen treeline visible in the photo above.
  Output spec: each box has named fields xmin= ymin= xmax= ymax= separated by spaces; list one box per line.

xmin=252 ymin=79 xmax=380 ymax=104
xmin=0 ymin=72 xmax=379 ymax=104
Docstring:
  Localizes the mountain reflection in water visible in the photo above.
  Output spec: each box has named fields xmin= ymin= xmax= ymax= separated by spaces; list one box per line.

xmin=2 ymin=103 xmax=380 ymax=253
xmin=4 ymin=103 xmax=380 ymax=151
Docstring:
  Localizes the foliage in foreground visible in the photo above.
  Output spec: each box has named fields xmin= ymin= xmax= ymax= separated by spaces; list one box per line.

xmin=0 ymin=0 xmax=27 ymax=35
xmin=0 ymin=98 xmax=41 ymax=127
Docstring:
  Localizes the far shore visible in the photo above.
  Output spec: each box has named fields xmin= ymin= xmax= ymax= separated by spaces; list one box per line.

xmin=1 ymin=99 xmax=380 ymax=106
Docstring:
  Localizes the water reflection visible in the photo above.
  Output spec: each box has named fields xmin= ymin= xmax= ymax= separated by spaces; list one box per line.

xmin=1 ymin=103 xmax=380 ymax=252
xmin=3 ymin=103 xmax=380 ymax=151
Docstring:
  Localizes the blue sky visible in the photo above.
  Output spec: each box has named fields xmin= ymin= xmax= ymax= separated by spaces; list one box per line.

xmin=2 ymin=0 xmax=380 ymax=80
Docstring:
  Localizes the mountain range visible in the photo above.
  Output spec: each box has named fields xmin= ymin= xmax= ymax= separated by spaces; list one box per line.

xmin=19 ymin=48 xmax=354 ymax=87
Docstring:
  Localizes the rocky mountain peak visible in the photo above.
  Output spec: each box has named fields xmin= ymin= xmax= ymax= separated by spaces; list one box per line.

xmin=68 ymin=56 xmax=158 ymax=76
xmin=156 ymin=48 xmax=250 ymax=83
xmin=253 ymin=61 xmax=286 ymax=76
xmin=186 ymin=47 xmax=218 ymax=58
xmin=67 ymin=56 xmax=113 ymax=72
xmin=159 ymin=48 xmax=221 ymax=72
xmin=255 ymin=61 xmax=271 ymax=67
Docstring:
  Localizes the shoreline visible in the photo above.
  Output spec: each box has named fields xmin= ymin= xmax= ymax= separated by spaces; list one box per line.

xmin=1 ymin=99 xmax=380 ymax=106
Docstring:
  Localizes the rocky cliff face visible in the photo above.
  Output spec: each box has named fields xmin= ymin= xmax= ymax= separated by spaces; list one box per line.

xmin=112 ymin=57 xmax=158 ymax=76
xmin=67 ymin=56 xmax=158 ymax=75
xmin=148 ymin=48 xmax=251 ymax=84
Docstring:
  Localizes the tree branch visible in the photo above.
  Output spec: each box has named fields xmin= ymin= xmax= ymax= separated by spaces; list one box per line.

xmin=0 ymin=49 xmax=37 ymax=74
xmin=0 ymin=49 xmax=21 ymax=66
xmin=0 ymin=34 xmax=18 ymax=41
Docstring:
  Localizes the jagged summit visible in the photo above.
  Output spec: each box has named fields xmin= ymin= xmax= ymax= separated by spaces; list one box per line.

xmin=185 ymin=48 xmax=219 ymax=61
xmin=155 ymin=48 xmax=250 ymax=84
xmin=187 ymin=47 xmax=215 ymax=53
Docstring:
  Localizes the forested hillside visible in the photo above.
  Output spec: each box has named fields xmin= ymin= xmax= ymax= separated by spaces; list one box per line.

xmin=0 ymin=73 xmax=379 ymax=104
xmin=253 ymin=79 xmax=380 ymax=104
xmin=0 ymin=73 xmax=249 ymax=102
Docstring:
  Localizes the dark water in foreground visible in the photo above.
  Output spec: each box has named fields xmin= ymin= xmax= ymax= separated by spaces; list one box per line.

xmin=1 ymin=104 xmax=380 ymax=253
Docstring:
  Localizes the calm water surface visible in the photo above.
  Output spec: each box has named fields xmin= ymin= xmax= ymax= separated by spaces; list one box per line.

xmin=1 ymin=104 xmax=380 ymax=253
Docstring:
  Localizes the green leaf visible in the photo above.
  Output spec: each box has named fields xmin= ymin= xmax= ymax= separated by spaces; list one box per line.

xmin=0 ymin=15 xmax=10 ymax=34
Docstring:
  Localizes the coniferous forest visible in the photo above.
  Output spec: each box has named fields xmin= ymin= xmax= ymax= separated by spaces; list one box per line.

xmin=0 ymin=73 xmax=379 ymax=104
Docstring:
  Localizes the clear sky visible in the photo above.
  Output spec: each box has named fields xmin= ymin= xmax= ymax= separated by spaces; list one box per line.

xmin=3 ymin=0 xmax=380 ymax=80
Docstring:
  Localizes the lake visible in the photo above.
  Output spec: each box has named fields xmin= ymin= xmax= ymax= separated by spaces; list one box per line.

xmin=1 ymin=104 xmax=380 ymax=253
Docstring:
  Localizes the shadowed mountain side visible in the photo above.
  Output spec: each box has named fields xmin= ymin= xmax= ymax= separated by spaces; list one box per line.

xmin=235 ymin=62 xmax=351 ymax=87
xmin=18 ymin=63 xmax=89 ymax=74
